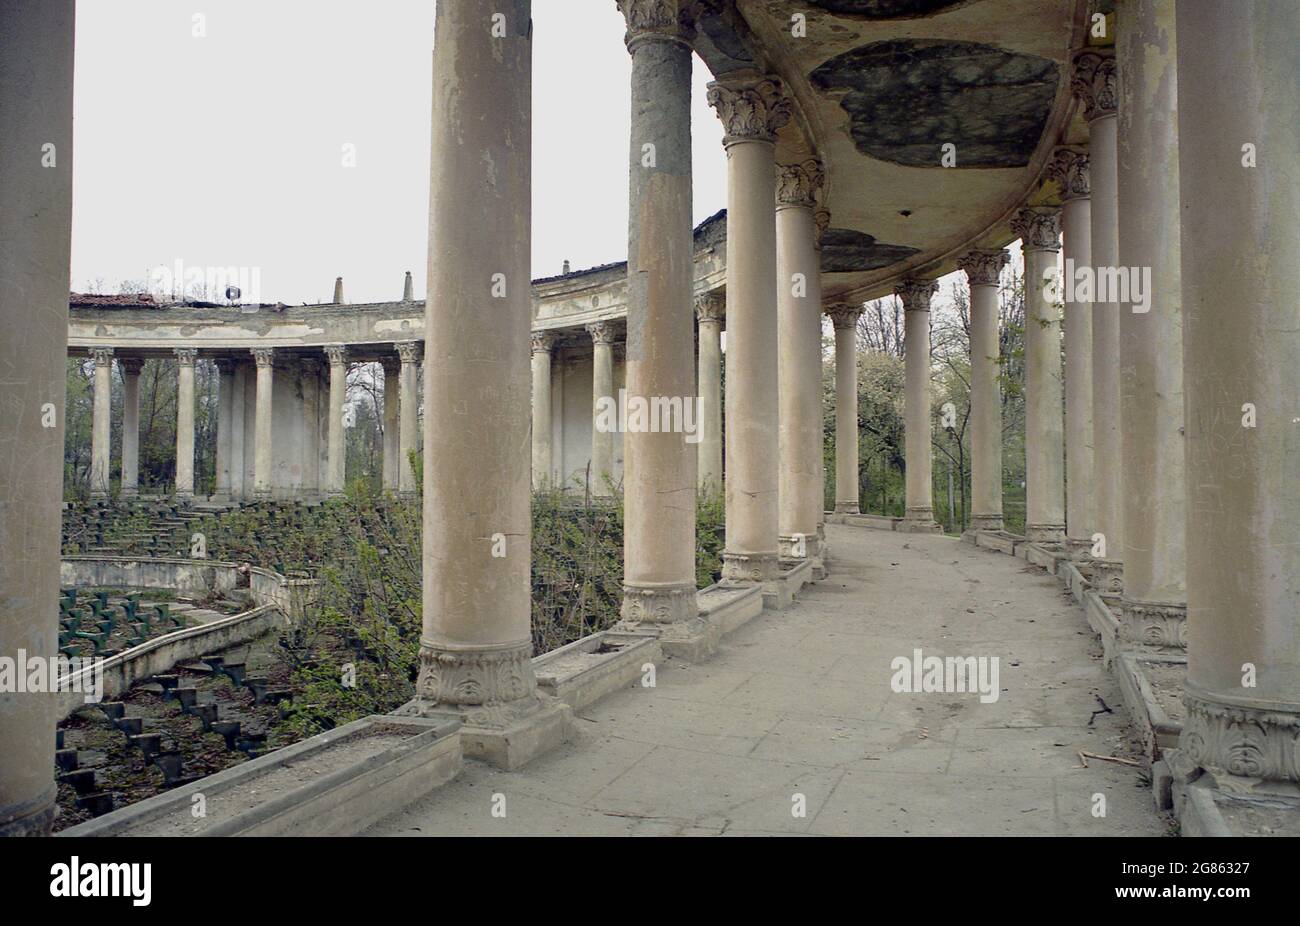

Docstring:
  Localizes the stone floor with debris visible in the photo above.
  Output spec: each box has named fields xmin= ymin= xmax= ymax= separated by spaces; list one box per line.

xmin=368 ymin=523 xmax=1173 ymax=836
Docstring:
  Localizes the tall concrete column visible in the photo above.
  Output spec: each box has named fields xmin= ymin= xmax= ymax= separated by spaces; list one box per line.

xmin=694 ymin=292 xmax=724 ymax=496
xmin=215 ymin=359 xmax=236 ymax=500
xmin=333 ymin=276 xmax=345 ymax=304
xmin=707 ymin=74 xmax=790 ymax=583
xmin=586 ymin=321 xmax=617 ymax=496
xmin=956 ymin=250 xmax=1010 ymax=532
xmin=0 ymin=0 xmax=74 ymax=837
xmin=1047 ymin=148 xmax=1095 ymax=556
xmin=1072 ymin=49 xmax=1124 ymax=591
xmin=618 ymin=0 xmax=698 ymax=629
xmin=325 ymin=346 xmax=348 ymax=496
xmin=251 ymin=348 xmax=275 ymax=499
xmin=826 ymin=304 xmax=862 ymax=515
xmin=776 ymin=160 xmax=825 ymax=570
xmin=813 ymin=208 xmax=831 ymax=536
xmin=229 ymin=362 xmax=246 ymax=500
xmin=1178 ymin=0 xmax=1300 ymax=784
xmin=529 ymin=332 xmax=556 ymax=489
xmin=1011 ymin=208 xmax=1065 ymax=543
xmin=89 ymin=348 xmax=114 ymax=499
xmin=414 ymin=0 xmax=566 ymax=768
xmin=898 ymin=279 xmax=942 ymax=533
xmin=382 ymin=358 xmax=399 ymax=491
xmin=120 ymin=359 xmax=143 ymax=498
xmin=1115 ymin=0 xmax=1186 ymax=650
xmin=396 ymin=340 xmax=421 ymax=494
xmin=403 ymin=271 xmax=414 ymax=302
xmin=174 ymin=348 xmax=197 ymax=502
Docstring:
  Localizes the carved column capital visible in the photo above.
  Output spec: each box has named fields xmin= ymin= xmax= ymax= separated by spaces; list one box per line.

xmin=1046 ymin=147 xmax=1091 ymax=202
xmin=1011 ymin=206 xmax=1062 ymax=252
xmin=586 ymin=321 xmax=619 ymax=346
xmin=825 ymin=303 xmax=863 ymax=330
xmin=1182 ymin=685 xmax=1300 ymax=784
xmin=706 ymin=75 xmax=791 ymax=144
xmin=813 ymin=208 xmax=831 ymax=251
xmin=119 ymin=358 xmax=144 ymax=376
xmin=530 ymin=331 xmax=558 ymax=355
xmin=252 ymin=347 xmax=275 ymax=368
xmin=956 ymin=249 xmax=1010 ymax=287
xmin=695 ymin=291 xmax=726 ymax=325
xmin=896 ymin=278 xmax=939 ymax=312
xmin=324 ymin=345 xmax=349 ymax=366
xmin=616 ymin=0 xmax=693 ymax=48
xmin=90 ymin=347 xmax=114 ymax=367
xmin=776 ymin=159 xmax=824 ymax=209
xmin=396 ymin=340 xmax=423 ymax=364
xmin=1072 ymin=49 xmax=1117 ymax=122
xmin=173 ymin=348 xmax=197 ymax=367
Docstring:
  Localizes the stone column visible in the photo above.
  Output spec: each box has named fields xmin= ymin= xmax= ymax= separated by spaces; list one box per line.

xmin=1011 ymin=208 xmax=1066 ymax=543
xmin=898 ymin=279 xmax=942 ymax=533
xmin=1073 ymin=48 xmax=1124 ymax=591
xmin=251 ymin=348 xmax=275 ymax=498
xmin=826 ymin=304 xmax=862 ymax=515
xmin=529 ymin=332 xmax=556 ymax=489
xmin=776 ymin=160 xmax=825 ymax=571
xmin=586 ymin=321 xmax=617 ymax=496
xmin=618 ymin=0 xmax=698 ymax=632
xmin=89 ymin=347 xmax=114 ymax=499
xmin=956 ymin=250 xmax=1010 ymax=532
xmin=0 ymin=0 xmax=74 ymax=836
xmin=707 ymin=74 xmax=790 ymax=583
xmin=403 ymin=271 xmax=414 ymax=302
xmin=229 ymin=362 xmax=246 ymax=500
xmin=382 ymin=358 xmax=400 ymax=491
xmin=174 ymin=348 xmax=197 ymax=501
xmin=119 ymin=359 xmax=143 ymax=497
xmin=215 ymin=359 xmax=236 ymax=500
xmin=694 ymin=292 xmax=724 ymax=495
xmin=1047 ymin=148 xmax=1094 ymax=556
xmin=1115 ymin=0 xmax=1186 ymax=650
xmin=324 ymin=346 xmax=348 ymax=496
xmin=397 ymin=340 xmax=421 ymax=494
xmin=1178 ymin=0 xmax=1300 ymax=784
xmin=412 ymin=0 xmax=566 ymax=769
xmin=333 ymin=276 xmax=345 ymax=304
xmin=814 ymin=208 xmax=831 ymax=537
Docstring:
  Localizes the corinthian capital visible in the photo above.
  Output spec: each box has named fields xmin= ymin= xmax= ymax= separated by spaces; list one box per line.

xmin=896 ymin=278 xmax=938 ymax=312
xmin=956 ymin=250 xmax=1010 ymax=287
xmin=616 ymin=0 xmax=693 ymax=47
xmin=173 ymin=348 xmax=197 ymax=367
xmin=706 ymin=76 xmax=791 ymax=144
xmin=695 ymin=291 xmax=725 ymax=325
xmin=776 ymin=159 xmax=824 ymax=209
xmin=530 ymin=331 xmax=558 ymax=355
xmin=825 ymin=303 xmax=863 ymax=331
xmin=586 ymin=321 xmax=619 ymax=346
xmin=1011 ymin=207 xmax=1062 ymax=252
xmin=1046 ymin=147 xmax=1090 ymax=201
xmin=252 ymin=347 xmax=275 ymax=368
xmin=1072 ymin=50 xmax=1116 ymax=122
xmin=91 ymin=347 xmax=114 ymax=367
xmin=396 ymin=340 xmax=423 ymax=364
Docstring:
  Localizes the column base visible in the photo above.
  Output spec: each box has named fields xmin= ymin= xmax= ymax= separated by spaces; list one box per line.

xmin=407 ymin=641 xmax=571 ymax=770
xmin=1025 ymin=523 xmax=1066 ymax=544
xmin=616 ymin=614 xmax=719 ymax=663
xmin=1119 ymin=598 xmax=1187 ymax=652
xmin=969 ymin=514 xmax=1003 ymax=532
xmin=779 ymin=534 xmax=824 ymax=581
xmin=120 ymin=487 xmax=138 ymax=498
xmin=834 ymin=502 xmax=860 ymax=514
xmin=1182 ymin=683 xmax=1300 ymax=785
xmin=1087 ymin=557 xmax=1124 ymax=596
xmin=721 ymin=550 xmax=781 ymax=583
xmin=620 ymin=582 xmax=697 ymax=625
xmin=1065 ymin=536 xmax=1094 ymax=559
xmin=899 ymin=508 xmax=942 ymax=534
xmin=0 ymin=787 xmax=56 ymax=837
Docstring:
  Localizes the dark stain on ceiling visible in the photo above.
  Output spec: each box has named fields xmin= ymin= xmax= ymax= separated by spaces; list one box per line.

xmin=810 ymin=39 xmax=1060 ymax=168
xmin=820 ymin=228 xmax=921 ymax=273
xmin=805 ymin=0 xmax=971 ymax=18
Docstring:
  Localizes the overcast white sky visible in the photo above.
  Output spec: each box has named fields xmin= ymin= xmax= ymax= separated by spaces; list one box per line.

xmin=71 ymin=0 xmax=728 ymax=304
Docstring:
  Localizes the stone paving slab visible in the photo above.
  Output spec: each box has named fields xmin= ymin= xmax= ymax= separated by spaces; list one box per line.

xmin=368 ymin=524 xmax=1171 ymax=837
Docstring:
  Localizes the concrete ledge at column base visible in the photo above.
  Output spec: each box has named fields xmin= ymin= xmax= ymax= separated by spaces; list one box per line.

xmin=699 ymin=582 xmax=765 ymax=636
xmin=57 ymin=715 xmax=461 ymax=837
xmin=1115 ymin=651 xmax=1186 ymax=766
xmin=896 ymin=519 xmax=943 ymax=535
xmin=532 ymin=630 xmax=661 ymax=712
xmin=1018 ymin=541 xmax=1068 ymax=574
xmin=454 ymin=698 xmax=573 ymax=772
xmin=826 ymin=512 xmax=900 ymax=530
xmin=1164 ymin=754 xmax=1300 ymax=836
xmin=1084 ymin=590 xmax=1122 ymax=666
xmin=53 ymin=603 xmax=285 ymax=720
xmin=969 ymin=530 xmax=1024 ymax=555
xmin=762 ymin=558 xmax=814 ymax=610
xmin=1059 ymin=560 xmax=1089 ymax=604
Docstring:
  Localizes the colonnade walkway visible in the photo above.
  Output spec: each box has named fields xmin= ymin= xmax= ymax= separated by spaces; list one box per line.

xmin=369 ymin=524 xmax=1170 ymax=836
